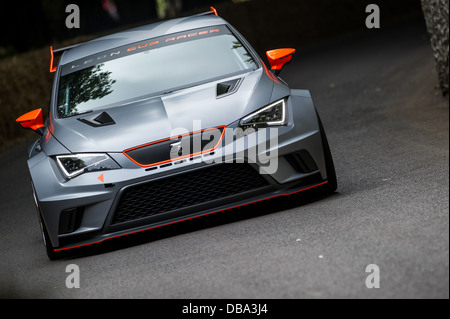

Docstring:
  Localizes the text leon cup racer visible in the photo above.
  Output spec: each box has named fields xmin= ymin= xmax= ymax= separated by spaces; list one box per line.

xmin=17 ymin=8 xmax=337 ymax=259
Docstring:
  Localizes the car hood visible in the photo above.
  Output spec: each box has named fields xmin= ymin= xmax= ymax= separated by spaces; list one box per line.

xmin=50 ymin=69 xmax=279 ymax=153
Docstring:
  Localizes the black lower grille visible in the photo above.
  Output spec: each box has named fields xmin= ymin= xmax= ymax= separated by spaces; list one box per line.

xmin=112 ymin=164 xmax=269 ymax=225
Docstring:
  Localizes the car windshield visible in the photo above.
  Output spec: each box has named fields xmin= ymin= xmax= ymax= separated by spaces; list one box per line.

xmin=56 ymin=25 xmax=257 ymax=118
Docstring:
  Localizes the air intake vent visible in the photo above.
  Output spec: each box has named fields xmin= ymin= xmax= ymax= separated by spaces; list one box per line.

xmin=285 ymin=150 xmax=319 ymax=174
xmin=59 ymin=207 xmax=84 ymax=235
xmin=216 ymin=78 xmax=242 ymax=97
xmin=78 ymin=112 xmax=116 ymax=127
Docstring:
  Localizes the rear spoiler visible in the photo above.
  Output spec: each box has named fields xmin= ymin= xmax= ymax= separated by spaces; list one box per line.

xmin=50 ymin=44 xmax=82 ymax=73
xmin=50 ymin=6 xmax=219 ymax=73
xmin=196 ymin=6 xmax=218 ymax=17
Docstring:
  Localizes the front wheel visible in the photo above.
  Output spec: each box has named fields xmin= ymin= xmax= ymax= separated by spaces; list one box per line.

xmin=33 ymin=184 xmax=63 ymax=260
xmin=317 ymin=113 xmax=337 ymax=194
xmin=37 ymin=213 xmax=61 ymax=260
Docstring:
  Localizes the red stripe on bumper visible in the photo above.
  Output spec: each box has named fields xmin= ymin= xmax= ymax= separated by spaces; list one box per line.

xmin=54 ymin=180 xmax=328 ymax=252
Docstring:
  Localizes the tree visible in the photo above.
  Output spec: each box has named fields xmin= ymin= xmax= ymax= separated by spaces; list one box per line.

xmin=421 ymin=0 xmax=449 ymax=96
xmin=58 ymin=64 xmax=116 ymax=117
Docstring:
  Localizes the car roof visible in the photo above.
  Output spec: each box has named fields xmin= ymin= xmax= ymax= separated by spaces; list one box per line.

xmin=60 ymin=14 xmax=227 ymax=65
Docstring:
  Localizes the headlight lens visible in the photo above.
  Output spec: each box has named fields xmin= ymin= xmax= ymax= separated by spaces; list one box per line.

xmin=240 ymin=99 xmax=287 ymax=128
xmin=56 ymin=154 xmax=121 ymax=179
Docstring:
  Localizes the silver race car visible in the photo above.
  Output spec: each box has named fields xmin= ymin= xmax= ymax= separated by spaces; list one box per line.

xmin=17 ymin=8 xmax=337 ymax=259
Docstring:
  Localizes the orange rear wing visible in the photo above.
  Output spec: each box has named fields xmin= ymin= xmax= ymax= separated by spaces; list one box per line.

xmin=196 ymin=6 xmax=218 ymax=17
xmin=49 ymin=44 xmax=82 ymax=73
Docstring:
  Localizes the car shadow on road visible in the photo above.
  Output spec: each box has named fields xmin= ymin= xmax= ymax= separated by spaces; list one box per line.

xmin=61 ymin=189 xmax=341 ymax=260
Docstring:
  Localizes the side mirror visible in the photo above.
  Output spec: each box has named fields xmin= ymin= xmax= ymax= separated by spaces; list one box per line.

xmin=266 ymin=48 xmax=296 ymax=76
xmin=16 ymin=109 xmax=45 ymax=136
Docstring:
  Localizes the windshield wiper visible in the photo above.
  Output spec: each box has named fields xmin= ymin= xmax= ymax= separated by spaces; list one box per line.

xmin=62 ymin=110 xmax=94 ymax=119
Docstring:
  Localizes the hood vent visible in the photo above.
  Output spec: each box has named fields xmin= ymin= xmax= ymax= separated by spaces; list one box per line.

xmin=216 ymin=78 xmax=242 ymax=98
xmin=78 ymin=112 xmax=116 ymax=127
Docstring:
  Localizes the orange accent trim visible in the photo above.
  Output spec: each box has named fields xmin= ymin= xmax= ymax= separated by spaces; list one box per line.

xmin=123 ymin=126 xmax=226 ymax=168
xmin=266 ymin=48 xmax=296 ymax=71
xmin=53 ymin=180 xmax=329 ymax=252
xmin=16 ymin=109 xmax=45 ymax=131
xmin=210 ymin=6 xmax=218 ymax=16
xmin=50 ymin=46 xmax=57 ymax=73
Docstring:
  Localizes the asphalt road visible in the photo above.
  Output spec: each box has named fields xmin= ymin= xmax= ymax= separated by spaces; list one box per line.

xmin=0 ymin=18 xmax=448 ymax=299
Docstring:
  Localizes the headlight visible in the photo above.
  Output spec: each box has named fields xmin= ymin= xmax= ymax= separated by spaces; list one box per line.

xmin=56 ymin=154 xmax=121 ymax=179
xmin=240 ymin=99 xmax=287 ymax=128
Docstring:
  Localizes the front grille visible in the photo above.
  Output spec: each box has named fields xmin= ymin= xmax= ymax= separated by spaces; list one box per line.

xmin=112 ymin=164 xmax=269 ymax=225
xmin=123 ymin=126 xmax=225 ymax=168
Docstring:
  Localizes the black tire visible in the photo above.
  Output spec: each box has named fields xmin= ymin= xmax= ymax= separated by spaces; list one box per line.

xmin=33 ymin=183 xmax=63 ymax=260
xmin=317 ymin=112 xmax=337 ymax=194
xmin=38 ymin=212 xmax=62 ymax=260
